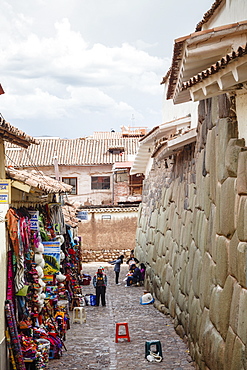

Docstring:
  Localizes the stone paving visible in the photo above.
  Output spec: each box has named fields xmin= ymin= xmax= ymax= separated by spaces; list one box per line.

xmin=48 ymin=262 xmax=195 ymax=370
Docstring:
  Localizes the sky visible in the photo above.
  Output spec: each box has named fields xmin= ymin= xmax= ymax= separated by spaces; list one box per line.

xmin=0 ymin=0 xmax=214 ymax=139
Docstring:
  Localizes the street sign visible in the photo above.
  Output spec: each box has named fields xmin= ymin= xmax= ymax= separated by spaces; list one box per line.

xmin=0 ymin=179 xmax=11 ymax=204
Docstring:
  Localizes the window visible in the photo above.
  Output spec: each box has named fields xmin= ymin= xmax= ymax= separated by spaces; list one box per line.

xmin=62 ymin=177 xmax=77 ymax=194
xmin=108 ymin=147 xmax=124 ymax=155
xmin=91 ymin=176 xmax=110 ymax=190
xmin=114 ymin=170 xmax=128 ymax=183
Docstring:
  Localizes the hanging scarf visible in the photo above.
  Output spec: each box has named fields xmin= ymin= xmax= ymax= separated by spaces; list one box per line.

xmin=5 ymin=300 xmax=26 ymax=370
xmin=6 ymin=208 xmax=19 ymax=256
xmin=6 ymin=251 xmax=15 ymax=302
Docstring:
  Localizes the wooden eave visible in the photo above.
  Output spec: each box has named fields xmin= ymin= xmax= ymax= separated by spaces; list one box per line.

xmin=0 ymin=118 xmax=39 ymax=148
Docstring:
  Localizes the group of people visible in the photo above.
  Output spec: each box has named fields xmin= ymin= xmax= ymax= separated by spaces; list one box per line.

xmin=92 ymin=251 xmax=146 ymax=306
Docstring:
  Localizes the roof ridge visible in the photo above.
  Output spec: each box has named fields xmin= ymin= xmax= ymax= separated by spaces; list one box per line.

xmin=195 ymin=0 xmax=224 ymax=32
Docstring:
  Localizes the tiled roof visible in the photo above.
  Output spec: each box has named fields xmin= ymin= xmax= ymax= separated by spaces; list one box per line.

xmin=182 ymin=44 xmax=247 ymax=90
xmin=113 ymin=161 xmax=133 ymax=169
xmin=167 ymin=21 xmax=247 ymax=102
xmin=0 ymin=117 xmax=39 ymax=148
xmin=195 ymin=0 xmax=224 ymax=32
xmin=5 ymin=137 xmax=140 ymax=167
xmin=62 ymin=202 xmax=81 ymax=227
xmin=6 ymin=167 xmax=72 ymax=194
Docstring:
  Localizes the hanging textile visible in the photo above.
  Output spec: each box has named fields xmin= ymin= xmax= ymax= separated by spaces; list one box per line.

xmin=5 ymin=300 xmax=26 ymax=370
xmin=49 ymin=204 xmax=66 ymax=235
xmin=6 ymin=208 xmax=19 ymax=256
xmin=6 ymin=251 xmax=15 ymax=302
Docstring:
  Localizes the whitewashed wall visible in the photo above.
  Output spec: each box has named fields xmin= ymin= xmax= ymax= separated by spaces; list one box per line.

xmin=201 ymin=0 xmax=247 ymax=30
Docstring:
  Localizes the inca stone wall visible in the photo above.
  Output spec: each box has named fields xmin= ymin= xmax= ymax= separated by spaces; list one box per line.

xmin=81 ymin=249 xmax=131 ymax=262
xmin=135 ymin=93 xmax=247 ymax=369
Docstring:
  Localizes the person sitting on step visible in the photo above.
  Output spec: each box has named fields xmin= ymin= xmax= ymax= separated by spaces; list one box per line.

xmin=125 ymin=264 xmax=141 ymax=287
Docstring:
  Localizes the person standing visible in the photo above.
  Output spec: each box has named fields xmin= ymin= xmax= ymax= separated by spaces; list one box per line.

xmin=109 ymin=255 xmax=124 ymax=285
xmin=93 ymin=268 xmax=107 ymax=306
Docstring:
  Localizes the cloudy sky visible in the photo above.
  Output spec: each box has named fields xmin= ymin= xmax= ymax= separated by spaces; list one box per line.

xmin=0 ymin=0 xmax=213 ymax=138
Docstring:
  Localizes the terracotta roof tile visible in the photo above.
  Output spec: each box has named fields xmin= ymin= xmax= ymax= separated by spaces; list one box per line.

xmin=182 ymin=43 xmax=247 ymax=90
xmin=195 ymin=0 xmax=224 ymax=32
xmin=5 ymin=136 xmax=140 ymax=167
xmin=167 ymin=21 xmax=247 ymax=100
xmin=0 ymin=117 xmax=39 ymax=148
xmin=6 ymin=167 xmax=72 ymax=194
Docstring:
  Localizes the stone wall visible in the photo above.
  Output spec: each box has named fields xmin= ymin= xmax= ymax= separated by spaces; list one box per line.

xmin=81 ymin=249 xmax=131 ymax=262
xmin=135 ymin=93 xmax=247 ymax=369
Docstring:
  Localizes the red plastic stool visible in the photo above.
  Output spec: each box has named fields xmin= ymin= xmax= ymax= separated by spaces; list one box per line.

xmin=115 ymin=322 xmax=130 ymax=343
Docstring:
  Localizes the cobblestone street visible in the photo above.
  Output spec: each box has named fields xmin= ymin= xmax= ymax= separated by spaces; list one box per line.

xmin=48 ymin=262 xmax=195 ymax=370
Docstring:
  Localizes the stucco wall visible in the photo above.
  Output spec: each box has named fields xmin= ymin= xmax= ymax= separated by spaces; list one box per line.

xmin=78 ymin=209 xmax=138 ymax=252
xmin=202 ymin=0 xmax=247 ymax=31
xmin=135 ymin=93 xmax=247 ymax=369
xmin=39 ymin=164 xmax=113 ymax=205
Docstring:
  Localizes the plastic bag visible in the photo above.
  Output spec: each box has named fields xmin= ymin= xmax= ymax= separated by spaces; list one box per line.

xmin=90 ymin=294 xmax=96 ymax=306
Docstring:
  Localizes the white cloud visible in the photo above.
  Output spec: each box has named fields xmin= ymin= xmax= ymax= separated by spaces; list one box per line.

xmin=0 ymin=0 xmax=213 ymax=137
xmin=0 ymin=16 xmax=164 ymax=129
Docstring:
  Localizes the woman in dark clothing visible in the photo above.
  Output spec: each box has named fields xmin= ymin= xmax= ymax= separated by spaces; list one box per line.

xmin=93 ymin=268 xmax=107 ymax=306
xmin=109 ymin=255 xmax=124 ymax=285
xmin=125 ymin=264 xmax=142 ymax=286
xmin=126 ymin=252 xmax=139 ymax=267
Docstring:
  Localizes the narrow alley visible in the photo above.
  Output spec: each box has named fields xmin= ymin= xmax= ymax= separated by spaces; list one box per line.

xmin=48 ymin=262 xmax=195 ymax=370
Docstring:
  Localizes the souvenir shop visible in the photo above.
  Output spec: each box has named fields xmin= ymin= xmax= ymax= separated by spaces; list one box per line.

xmin=4 ymin=169 xmax=82 ymax=370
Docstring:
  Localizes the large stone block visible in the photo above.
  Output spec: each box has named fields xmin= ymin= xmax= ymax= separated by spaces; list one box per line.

xmin=163 ymin=230 xmax=173 ymax=260
xmin=157 ymin=233 xmax=164 ymax=257
xmin=192 ymin=249 xmax=202 ymax=298
xmin=157 ymin=209 xmax=167 ymax=235
xmin=237 ymin=151 xmax=247 ymax=195
xmin=229 ymin=281 xmax=242 ymax=335
xmin=199 ymin=252 xmax=216 ymax=309
xmin=216 ymin=177 xmax=236 ymax=238
xmin=208 ymin=129 xmax=217 ymax=205
xmin=181 ymin=212 xmax=192 ymax=250
xmin=198 ymin=308 xmax=214 ymax=367
xmin=198 ymin=213 xmax=208 ymax=255
xmin=215 ymin=235 xmax=229 ymax=287
xmin=204 ymin=175 xmax=211 ymax=220
xmin=237 ymin=288 xmax=247 ymax=345
xmin=146 ymin=227 xmax=155 ymax=245
xmin=206 ymin=203 xmax=216 ymax=257
xmin=188 ymin=182 xmax=196 ymax=211
xmin=225 ymin=331 xmax=246 ymax=370
xmin=150 ymin=209 xmax=158 ymax=228
xmin=228 ymin=231 xmax=240 ymax=281
xmin=171 ymin=212 xmax=181 ymax=242
xmin=225 ymin=138 xmax=245 ymax=177
xmin=146 ymin=244 xmax=154 ymax=264
xmin=236 ymin=242 xmax=247 ymax=288
xmin=218 ymin=94 xmax=231 ymax=118
xmin=166 ymin=264 xmax=174 ymax=285
xmin=185 ymin=240 xmax=197 ymax=295
xmin=188 ymin=296 xmax=202 ymax=343
xmin=236 ymin=196 xmax=247 ymax=242
xmin=209 ymin=275 xmax=234 ymax=340
xmin=216 ymin=118 xmax=232 ymax=183
xmin=160 ymin=262 xmax=168 ymax=286
xmin=199 ymin=309 xmax=225 ymax=370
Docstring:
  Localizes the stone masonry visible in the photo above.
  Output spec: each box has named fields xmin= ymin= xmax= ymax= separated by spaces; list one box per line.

xmin=135 ymin=93 xmax=247 ymax=369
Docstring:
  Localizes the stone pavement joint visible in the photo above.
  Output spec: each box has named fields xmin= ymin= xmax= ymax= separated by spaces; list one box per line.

xmin=48 ymin=262 xmax=195 ymax=370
